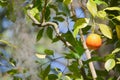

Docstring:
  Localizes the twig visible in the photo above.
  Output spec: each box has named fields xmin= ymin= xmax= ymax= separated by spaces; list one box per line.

xmin=41 ymin=0 xmax=48 ymax=23
xmin=75 ymin=0 xmax=97 ymax=79
xmin=40 ymin=22 xmax=76 ymax=52
xmin=27 ymin=9 xmax=75 ymax=52
xmin=78 ymin=59 xmax=88 ymax=80
xmin=117 ymin=76 xmax=120 ymax=80
xmin=78 ymin=0 xmax=87 ymax=11
xmin=27 ymin=2 xmax=97 ymax=79
xmin=27 ymin=10 xmax=40 ymax=24
xmin=70 ymin=2 xmax=88 ymax=80
xmin=79 ymin=30 xmax=97 ymax=80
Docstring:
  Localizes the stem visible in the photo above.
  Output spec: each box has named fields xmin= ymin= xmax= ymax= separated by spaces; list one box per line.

xmin=117 ymin=76 xmax=120 ymax=80
xmin=27 ymin=3 xmax=92 ymax=79
xmin=27 ymin=10 xmax=75 ymax=52
xmin=70 ymin=2 xmax=88 ymax=79
xmin=78 ymin=1 xmax=97 ymax=79
xmin=78 ymin=59 xmax=87 ymax=80
xmin=116 ymin=62 xmax=120 ymax=64
xmin=79 ymin=29 xmax=97 ymax=80
xmin=27 ymin=10 xmax=40 ymax=24
xmin=91 ymin=18 xmax=96 ymax=33
xmin=41 ymin=0 xmax=48 ymax=23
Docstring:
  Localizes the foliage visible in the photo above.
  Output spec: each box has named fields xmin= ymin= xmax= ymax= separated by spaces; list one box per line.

xmin=0 ymin=0 xmax=120 ymax=80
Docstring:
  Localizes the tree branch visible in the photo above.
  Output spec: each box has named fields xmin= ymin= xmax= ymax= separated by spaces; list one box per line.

xmin=79 ymin=30 xmax=97 ymax=80
xmin=41 ymin=0 xmax=48 ymax=23
xmin=41 ymin=22 xmax=76 ymax=52
xmin=27 ymin=3 xmax=97 ymax=79
xmin=117 ymin=76 xmax=120 ymax=80
xmin=78 ymin=0 xmax=87 ymax=12
xmin=27 ymin=9 xmax=75 ymax=52
xmin=70 ymin=2 xmax=88 ymax=80
xmin=27 ymin=10 xmax=40 ymax=24
xmin=78 ymin=0 xmax=97 ymax=79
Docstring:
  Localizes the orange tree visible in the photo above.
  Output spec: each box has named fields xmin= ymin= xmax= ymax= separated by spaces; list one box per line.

xmin=0 ymin=0 xmax=120 ymax=80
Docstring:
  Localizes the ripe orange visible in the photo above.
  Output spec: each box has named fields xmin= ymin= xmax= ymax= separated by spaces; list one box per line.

xmin=86 ymin=34 xmax=102 ymax=50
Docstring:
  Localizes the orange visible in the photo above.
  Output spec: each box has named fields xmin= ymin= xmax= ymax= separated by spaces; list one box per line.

xmin=86 ymin=33 xmax=102 ymax=50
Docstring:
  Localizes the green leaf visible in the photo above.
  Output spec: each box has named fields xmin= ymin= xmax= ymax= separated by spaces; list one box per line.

xmin=117 ymin=58 xmax=120 ymax=62
xmin=53 ymin=16 xmax=65 ymax=22
xmin=6 ymin=1 xmax=16 ymax=22
xmin=49 ymin=4 xmax=58 ymax=12
xmin=0 ymin=40 xmax=16 ymax=48
xmin=29 ymin=7 xmax=39 ymax=16
xmin=57 ymin=72 xmax=63 ymax=79
xmin=63 ymin=76 xmax=71 ymax=80
xmin=97 ymin=10 xmax=106 ymax=19
xmin=52 ymin=37 xmax=59 ymax=43
xmin=96 ymin=70 xmax=108 ymax=78
xmin=46 ymin=27 xmax=53 ymax=39
xmin=112 ymin=48 xmax=120 ymax=54
xmin=0 ymin=0 xmax=7 ymax=3
xmin=44 ymin=49 xmax=54 ymax=55
xmin=68 ymin=61 xmax=81 ymax=77
xmin=115 ymin=16 xmax=120 ymax=21
xmin=33 ymin=0 xmax=43 ymax=11
xmin=74 ymin=18 xmax=89 ymax=29
xmin=116 ymin=25 xmax=120 ymax=39
xmin=104 ymin=54 xmax=115 ymax=61
xmin=35 ymin=45 xmax=45 ymax=54
xmin=99 ymin=24 xmax=112 ymax=39
xmin=7 ymin=69 xmax=19 ymax=75
xmin=94 ymin=0 xmax=108 ymax=6
xmin=65 ymin=52 xmax=81 ymax=59
xmin=82 ymin=25 xmax=91 ymax=34
xmin=104 ymin=7 xmax=120 ymax=11
xmin=57 ymin=0 xmax=63 ymax=2
xmin=73 ymin=18 xmax=89 ymax=37
xmin=108 ymin=77 xmax=115 ymax=80
xmin=42 ymin=65 xmax=51 ymax=79
xmin=87 ymin=0 xmax=97 ymax=17
xmin=56 ymin=12 xmax=66 ymax=16
xmin=64 ymin=31 xmax=84 ymax=55
xmin=62 ymin=31 xmax=76 ymax=46
xmin=63 ymin=31 xmax=85 ymax=55
xmin=0 ymin=0 xmax=8 ymax=6
xmin=34 ymin=13 xmax=40 ymax=21
xmin=105 ymin=59 xmax=115 ymax=71
xmin=60 ymin=3 xmax=70 ymax=16
xmin=74 ymin=43 xmax=85 ymax=57
xmin=35 ymin=54 xmax=46 ymax=59
xmin=73 ymin=29 xmax=79 ymax=39
xmin=75 ymin=77 xmax=84 ymax=80
xmin=84 ymin=56 xmax=103 ymax=64
xmin=48 ymin=74 xmax=58 ymax=80
xmin=45 ymin=7 xmax=51 ymax=21
xmin=63 ymin=0 xmax=73 ymax=5
xmin=36 ymin=28 xmax=44 ymax=41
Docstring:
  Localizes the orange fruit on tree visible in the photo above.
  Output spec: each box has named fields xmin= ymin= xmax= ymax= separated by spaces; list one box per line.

xmin=86 ymin=33 xmax=102 ymax=50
